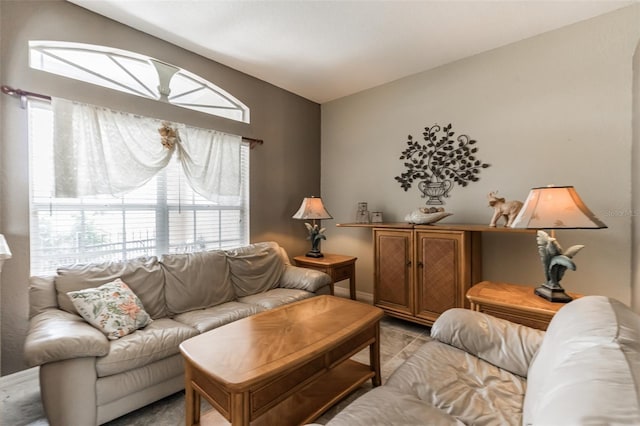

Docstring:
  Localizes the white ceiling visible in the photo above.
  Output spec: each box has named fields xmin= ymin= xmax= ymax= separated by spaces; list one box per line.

xmin=69 ymin=0 xmax=635 ymax=104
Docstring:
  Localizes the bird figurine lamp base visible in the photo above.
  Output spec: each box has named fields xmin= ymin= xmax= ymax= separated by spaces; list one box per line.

xmin=305 ymin=249 xmax=324 ymax=258
xmin=534 ymin=284 xmax=573 ymax=303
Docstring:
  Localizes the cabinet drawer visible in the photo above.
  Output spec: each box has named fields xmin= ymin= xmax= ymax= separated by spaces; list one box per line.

xmin=479 ymin=305 xmax=552 ymax=330
xmin=327 ymin=324 xmax=375 ymax=366
xmin=299 ymin=264 xmax=327 ymax=274
xmin=252 ymin=355 xmax=325 ymax=417
xmin=332 ymin=265 xmax=352 ymax=282
xmin=191 ymin=365 xmax=230 ymax=417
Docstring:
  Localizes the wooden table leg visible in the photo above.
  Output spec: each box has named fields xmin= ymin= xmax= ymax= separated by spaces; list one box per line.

xmin=370 ymin=322 xmax=381 ymax=386
xmin=184 ymin=364 xmax=199 ymax=426
xmin=230 ymin=392 xmax=250 ymax=426
xmin=349 ymin=263 xmax=356 ymax=300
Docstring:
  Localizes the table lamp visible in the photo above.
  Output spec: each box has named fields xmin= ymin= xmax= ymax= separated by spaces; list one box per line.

xmin=510 ymin=185 xmax=607 ymax=302
xmin=292 ymin=196 xmax=333 ymax=258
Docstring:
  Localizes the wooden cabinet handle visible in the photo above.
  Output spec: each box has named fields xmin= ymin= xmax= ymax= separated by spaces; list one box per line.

xmin=418 ymin=261 xmax=424 ymax=267
xmin=406 ymin=260 xmax=412 ymax=267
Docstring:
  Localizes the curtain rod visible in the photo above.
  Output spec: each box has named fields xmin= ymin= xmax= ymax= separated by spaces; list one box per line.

xmin=1 ymin=85 xmax=264 ymax=149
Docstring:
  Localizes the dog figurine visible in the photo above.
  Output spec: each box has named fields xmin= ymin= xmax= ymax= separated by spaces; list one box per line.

xmin=487 ymin=191 xmax=523 ymax=227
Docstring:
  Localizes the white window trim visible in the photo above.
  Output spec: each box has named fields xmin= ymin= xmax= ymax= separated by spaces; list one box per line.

xmin=29 ymin=40 xmax=250 ymax=123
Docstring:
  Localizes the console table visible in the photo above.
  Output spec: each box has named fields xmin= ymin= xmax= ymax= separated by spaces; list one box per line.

xmin=466 ymin=281 xmax=582 ymax=330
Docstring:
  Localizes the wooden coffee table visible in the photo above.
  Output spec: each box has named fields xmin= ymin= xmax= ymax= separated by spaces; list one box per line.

xmin=179 ymin=295 xmax=384 ymax=426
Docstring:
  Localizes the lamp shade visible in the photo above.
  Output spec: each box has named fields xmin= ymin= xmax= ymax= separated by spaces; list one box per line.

xmin=0 ymin=234 xmax=11 ymax=260
xmin=511 ymin=185 xmax=607 ymax=229
xmin=292 ymin=197 xmax=333 ymax=220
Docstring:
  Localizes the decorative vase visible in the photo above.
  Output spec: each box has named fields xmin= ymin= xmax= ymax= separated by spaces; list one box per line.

xmin=418 ymin=180 xmax=453 ymax=205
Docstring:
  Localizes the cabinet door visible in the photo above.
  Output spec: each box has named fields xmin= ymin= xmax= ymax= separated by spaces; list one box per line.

xmin=374 ymin=229 xmax=413 ymax=316
xmin=415 ymin=231 xmax=468 ymax=323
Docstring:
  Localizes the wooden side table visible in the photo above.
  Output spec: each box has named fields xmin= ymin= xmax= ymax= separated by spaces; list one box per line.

xmin=466 ymin=281 xmax=582 ymax=330
xmin=294 ymin=253 xmax=357 ymax=300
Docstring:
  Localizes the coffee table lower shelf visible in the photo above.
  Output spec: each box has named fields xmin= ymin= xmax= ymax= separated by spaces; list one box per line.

xmin=197 ymin=360 xmax=373 ymax=426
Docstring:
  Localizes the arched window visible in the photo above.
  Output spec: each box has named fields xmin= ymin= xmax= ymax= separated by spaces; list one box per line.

xmin=29 ymin=41 xmax=250 ymax=123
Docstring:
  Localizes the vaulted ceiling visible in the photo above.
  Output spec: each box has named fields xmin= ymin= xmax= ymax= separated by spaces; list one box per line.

xmin=70 ymin=0 xmax=634 ymax=103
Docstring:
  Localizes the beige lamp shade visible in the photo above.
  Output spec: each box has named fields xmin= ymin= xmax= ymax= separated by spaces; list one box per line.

xmin=511 ymin=186 xmax=606 ymax=229
xmin=292 ymin=197 xmax=333 ymax=220
xmin=0 ymin=234 xmax=11 ymax=260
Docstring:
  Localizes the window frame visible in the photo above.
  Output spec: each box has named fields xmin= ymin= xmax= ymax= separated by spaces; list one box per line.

xmin=28 ymin=100 xmax=250 ymax=275
xmin=29 ymin=40 xmax=251 ymax=123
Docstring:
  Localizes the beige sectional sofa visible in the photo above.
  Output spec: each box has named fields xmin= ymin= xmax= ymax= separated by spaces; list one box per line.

xmin=318 ymin=295 xmax=640 ymax=425
xmin=23 ymin=241 xmax=331 ymax=426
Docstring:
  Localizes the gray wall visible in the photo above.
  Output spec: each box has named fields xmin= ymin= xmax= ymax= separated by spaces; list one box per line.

xmin=322 ymin=6 xmax=640 ymax=306
xmin=0 ymin=0 xmax=320 ymax=375
xmin=633 ymin=33 xmax=640 ymax=313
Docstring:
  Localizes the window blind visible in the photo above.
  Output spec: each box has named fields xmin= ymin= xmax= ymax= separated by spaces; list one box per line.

xmin=28 ymin=100 xmax=249 ymax=275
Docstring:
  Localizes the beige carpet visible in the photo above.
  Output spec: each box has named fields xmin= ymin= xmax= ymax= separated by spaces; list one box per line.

xmin=1 ymin=316 xmax=430 ymax=426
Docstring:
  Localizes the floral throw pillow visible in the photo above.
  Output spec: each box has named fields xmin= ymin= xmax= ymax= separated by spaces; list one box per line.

xmin=67 ymin=278 xmax=152 ymax=340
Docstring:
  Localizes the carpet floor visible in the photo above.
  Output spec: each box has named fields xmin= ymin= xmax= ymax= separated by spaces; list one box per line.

xmin=1 ymin=316 xmax=430 ymax=426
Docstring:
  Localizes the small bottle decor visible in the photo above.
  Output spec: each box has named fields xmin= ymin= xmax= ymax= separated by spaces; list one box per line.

xmin=356 ymin=202 xmax=370 ymax=223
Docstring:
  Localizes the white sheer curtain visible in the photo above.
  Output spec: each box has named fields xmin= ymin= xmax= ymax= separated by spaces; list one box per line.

xmin=52 ymin=98 xmax=242 ymax=203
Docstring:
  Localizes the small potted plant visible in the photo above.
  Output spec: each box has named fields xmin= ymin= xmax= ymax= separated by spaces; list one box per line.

xmin=395 ymin=123 xmax=490 ymax=205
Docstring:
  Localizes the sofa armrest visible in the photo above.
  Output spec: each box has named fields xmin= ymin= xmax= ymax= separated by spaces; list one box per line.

xmin=431 ymin=308 xmax=545 ymax=377
xmin=278 ymin=265 xmax=331 ymax=293
xmin=24 ymin=308 xmax=110 ymax=367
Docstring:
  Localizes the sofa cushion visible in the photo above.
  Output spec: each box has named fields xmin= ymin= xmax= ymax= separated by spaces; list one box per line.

xmin=385 ymin=339 xmax=526 ymax=426
xmin=225 ymin=242 xmax=285 ymax=297
xmin=160 ymin=250 xmax=235 ymax=315
xmin=55 ymin=256 xmax=167 ymax=319
xmin=172 ymin=301 xmax=264 ymax=333
xmin=67 ymin=279 xmax=152 ymax=340
xmin=325 ymin=386 xmax=463 ymax=426
xmin=276 ymin=245 xmax=292 ymax=265
xmin=523 ymin=296 xmax=640 ymax=425
xmin=96 ymin=354 xmax=184 ymax=406
xmin=278 ymin=265 xmax=332 ymax=293
xmin=28 ymin=275 xmax=58 ymax=319
xmin=96 ymin=318 xmax=198 ymax=377
xmin=237 ymin=288 xmax=315 ymax=310
xmin=431 ymin=308 xmax=544 ymax=378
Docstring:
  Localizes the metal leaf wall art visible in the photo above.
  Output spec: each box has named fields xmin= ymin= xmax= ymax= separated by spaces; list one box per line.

xmin=395 ymin=123 xmax=490 ymax=205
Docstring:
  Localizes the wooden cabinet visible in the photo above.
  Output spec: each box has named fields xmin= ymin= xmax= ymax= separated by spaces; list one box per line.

xmin=374 ymin=228 xmax=479 ymax=326
xmin=338 ymin=222 xmax=534 ymax=327
xmin=415 ymin=230 xmax=471 ymax=324
xmin=374 ymin=229 xmax=413 ymax=316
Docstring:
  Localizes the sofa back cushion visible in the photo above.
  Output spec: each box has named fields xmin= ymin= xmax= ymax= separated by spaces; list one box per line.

xmin=225 ymin=241 xmax=285 ymax=297
xmin=55 ymin=256 xmax=167 ymax=319
xmin=523 ymin=296 xmax=640 ymax=425
xmin=161 ymin=250 xmax=235 ymax=315
xmin=431 ymin=308 xmax=544 ymax=378
xmin=28 ymin=275 xmax=58 ymax=319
